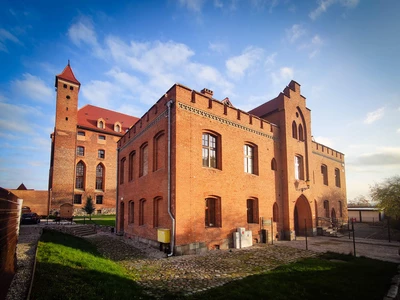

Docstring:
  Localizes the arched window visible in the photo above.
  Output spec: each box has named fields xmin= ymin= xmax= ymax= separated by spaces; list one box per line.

xmin=298 ymin=124 xmax=304 ymax=141
xmin=129 ymin=151 xmax=135 ymax=181
xmin=75 ymin=161 xmax=85 ymax=189
xmin=202 ymin=132 xmax=219 ymax=168
xmin=292 ymin=121 xmax=297 ymax=139
xmin=129 ymin=201 xmax=134 ymax=224
xmin=154 ymin=131 xmax=165 ymax=171
xmin=153 ymin=197 xmax=162 ymax=228
xmin=273 ymin=202 xmax=279 ymax=222
xmin=140 ymin=143 xmax=148 ymax=177
xmin=115 ymin=124 xmax=121 ymax=132
xmin=323 ymin=200 xmax=329 ymax=218
xmin=96 ymin=164 xmax=104 ymax=190
xmin=321 ymin=165 xmax=328 ymax=185
xmin=205 ymin=196 xmax=221 ymax=227
xmin=120 ymin=157 xmax=126 ymax=184
xmin=139 ymin=199 xmax=146 ymax=225
xmin=247 ymin=198 xmax=259 ymax=224
xmin=98 ymin=120 xmax=104 ymax=129
xmin=271 ymin=158 xmax=277 ymax=171
xmin=335 ymin=168 xmax=341 ymax=187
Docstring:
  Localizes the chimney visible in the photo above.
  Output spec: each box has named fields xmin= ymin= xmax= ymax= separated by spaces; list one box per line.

xmin=201 ymin=88 xmax=214 ymax=98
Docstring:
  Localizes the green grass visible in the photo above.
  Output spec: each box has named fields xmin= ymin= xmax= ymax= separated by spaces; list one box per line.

xmin=74 ymin=214 xmax=115 ymax=226
xmin=30 ymin=229 xmax=147 ymax=300
xmin=187 ymin=252 xmax=397 ymax=300
xmin=31 ymin=231 xmax=397 ymax=300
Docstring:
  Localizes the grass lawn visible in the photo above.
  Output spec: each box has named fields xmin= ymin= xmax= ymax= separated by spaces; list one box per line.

xmin=30 ymin=229 xmax=147 ymax=300
xmin=74 ymin=214 xmax=115 ymax=226
xmin=187 ymin=252 xmax=398 ymax=300
xmin=31 ymin=230 xmax=397 ymax=300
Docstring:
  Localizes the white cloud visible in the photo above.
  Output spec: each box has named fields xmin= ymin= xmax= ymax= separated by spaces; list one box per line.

xmin=225 ymin=46 xmax=264 ymax=79
xmin=312 ymin=34 xmax=323 ymax=46
xmin=265 ymin=52 xmax=277 ymax=66
xmin=397 ymin=128 xmax=400 ymax=134
xmin=309 ymin=0 xmax=359 ymax=20
xmin=271 ymin=67 xmax=294 ymax=85
xmin=81 ymin=80 xmax=118 ymax=108
xmin=364 ymin=107 xmax=385 ymax=124
xmin=286 ymin=24 xmax=306 ymax=43
xmin=178 ymin=0 xmax=206 ymax=12
xmin=67 ymin=17 xmax=105 ymax=58
xmin=0 ymin=28 xmax=22 ymax=52
xmin=355 ymin=147 xmax=400 ymax=166
xmin=208 ymin=42 xmax=228 ymax=54
xmin=214 ymin=0 xmax=223 ymax=8
xmin=11 ymin=73 xmax=53 ymax=103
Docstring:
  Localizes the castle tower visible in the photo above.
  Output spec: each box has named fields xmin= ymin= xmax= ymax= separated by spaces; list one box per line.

xmin=48 ymin=62 xmax=81 ymax=211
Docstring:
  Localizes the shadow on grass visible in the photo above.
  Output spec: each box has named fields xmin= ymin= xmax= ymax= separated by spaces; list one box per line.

xmin=40 ymin=229 xmax=102 ymax=257
xmin=30 ymin=262 xmax=149 ymax=300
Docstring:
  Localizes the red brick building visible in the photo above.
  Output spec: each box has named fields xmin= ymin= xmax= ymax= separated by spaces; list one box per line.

xmin=48 ymin=63 xmax=138 ymax=215
xmin=117 ymin=81 xmax=347 ymax=255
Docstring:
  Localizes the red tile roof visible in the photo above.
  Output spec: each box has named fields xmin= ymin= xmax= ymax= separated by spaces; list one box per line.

xmin=55 ymin=63 xmax=81 ymax=87
xmin=77 ymin=104 xmax=139 ymax=134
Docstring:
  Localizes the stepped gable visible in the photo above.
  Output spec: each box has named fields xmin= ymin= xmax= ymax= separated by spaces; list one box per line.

xmin=77 ymin=104 xmax=139 ymax=133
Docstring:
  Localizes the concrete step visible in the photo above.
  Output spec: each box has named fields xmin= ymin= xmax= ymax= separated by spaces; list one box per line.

xmin=71 ymin=225 xmax=97 ymax=236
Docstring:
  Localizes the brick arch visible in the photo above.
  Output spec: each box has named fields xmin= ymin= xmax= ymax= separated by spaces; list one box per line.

xmin=294 ymin=195 xmax=312 ymax=236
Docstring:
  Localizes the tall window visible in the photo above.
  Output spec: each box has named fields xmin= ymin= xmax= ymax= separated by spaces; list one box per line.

xmin=154 ymin=132 xmax=165 ymax=171
xmin=205 ymin=197 xmax=221 ymax=227
xmin=96 ymin=195 xmax=103 ymax=204
xmin=74 ymin=194 xmax=82 ymax=204
xmin=96 ymin=164 xmax=104 ymax=190
xmin=139 ymin=199 xmax=146 ymax=225
xmin=98 ymin=149 xmax=105 ymax=159
xmin=120 ymin=158 xmax=126 ymax=184
xmin=324 ymin=200 xmax=330 ymax=218
xmin=129 ymin=201 xmax=134 ymax=224
xmin=339 ymin=201 xmax=343 ymax=217
xmin=321 ymin=165 xmax=328 ymax=185
xmin=294 ymin=155 xmax=304 ymax=180
xmin=129 ymin=151 xmax=135 ymax=181
xmin=335 ymin=168 xmax=341 ymax=187
xmin=153 ymin=197 xmax=162 ymax=228
xmin=202 ymin=133 xmax=217 ymax=168
xmin=140 ymin=143 xmax=148 ymax=177
xmin=298 ymin=124 xmax=304 ymax=141
xmin=246 ymin=198 xmax=259 ymax=224
xmin=292 ymin=121 xmax=297 ymax=139
xmin=75 ymin=161 xmax=85 ymax=189
xmin=244 ymin=144 xmax=255 ymax=174
xmin=77 ymin=146 xmax=84 ymax=156
xmin=273 ymin=202 xmax=279 ymax=222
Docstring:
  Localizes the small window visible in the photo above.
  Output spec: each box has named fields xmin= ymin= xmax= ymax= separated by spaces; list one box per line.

xmin=98 ymin=150 xmax=105 ymax=159
xmin=66 ymin=95 xmax=70 ymax=99
xmin=139 ymin=199 xmax=146 ymax=226
xmin=98 ymin=120 xmax=104 ymax=129
xmin=246 ymin=198 xmax=259 ymax=224
xmin=70 ymin=86 xmax=74 ymax=91
xmin=292 ymin=121 xmax=297 ymax=139
xmin=271 ymin=158 xmax=277 ymax=171
xmin=63 ymin=84 xmax=67 ymax=89
xmin=339 ymin=201 xmax=343 ymax=217
xmin=77 ymin=146 xmax=84 ymax=156
xmin=74 ymin=194 xmax=82 ymax=204
xmin=65 ymin=117 xmax=68 ymax=121
xmin=77 ymin=131 xmax=85 ymax=136
xmin=324 ymin=200 xmax=329 ymax=218
xmin=205 ymin=197 xmax=221 ymax=227
xmin=96 ymin=195 xmax=103 ymax=204
xmin=115 ymin=124 xmax=121 ymax=132
xmin=99 ymin=135 xmax=106 ymax=140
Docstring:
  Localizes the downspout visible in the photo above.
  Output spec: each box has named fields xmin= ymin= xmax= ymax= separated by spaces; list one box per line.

xmin=166 ymin=99 xmax=175 ymax=257
xmin=115 ymin=146 xmax=119 ymax=234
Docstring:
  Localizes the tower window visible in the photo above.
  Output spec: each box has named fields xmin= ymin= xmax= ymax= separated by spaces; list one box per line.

xmin=66 ymin=95 xmax=70 ymax=99
xmin=63 ymin=84 xmax=67 ymax=89
xmin=70 ymin=86 xmax=74 ymax=91
xmin=65 ymin=117 xmax=68 ymax=121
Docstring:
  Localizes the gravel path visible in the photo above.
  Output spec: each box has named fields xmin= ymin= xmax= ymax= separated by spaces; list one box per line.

xmin=85 ymin=232 xmax=316 ymax=297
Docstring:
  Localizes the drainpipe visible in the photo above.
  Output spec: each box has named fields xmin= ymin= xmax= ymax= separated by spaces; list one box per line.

xmin=166 ymin=99 xmax=175 ymax=257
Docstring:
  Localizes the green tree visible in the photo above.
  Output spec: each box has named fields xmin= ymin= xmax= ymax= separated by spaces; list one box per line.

xmin=82 ymin=195 xmax=95 ymax=220
xmin=370 ymin=175 xmax=400 ymax=218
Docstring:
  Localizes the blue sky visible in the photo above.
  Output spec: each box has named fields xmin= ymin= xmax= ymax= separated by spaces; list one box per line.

xmin=0 ymin=0 xmax=399 ymax=201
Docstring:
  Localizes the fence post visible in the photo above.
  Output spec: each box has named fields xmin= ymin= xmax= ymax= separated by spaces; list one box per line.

xmin=352 ymin=219 xmax=356 ymax=257
xmin=305 ymin=219 xmax=308 ymax=250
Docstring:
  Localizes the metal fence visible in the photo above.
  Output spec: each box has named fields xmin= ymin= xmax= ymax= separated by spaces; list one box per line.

xmin=0 ymin=192 xmax=22 ymax=300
